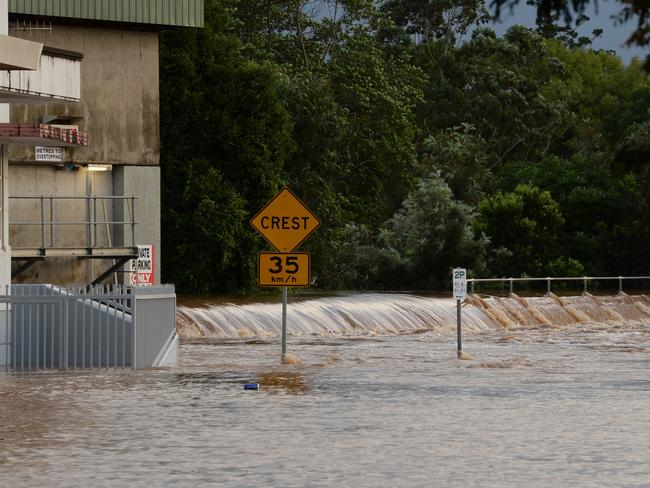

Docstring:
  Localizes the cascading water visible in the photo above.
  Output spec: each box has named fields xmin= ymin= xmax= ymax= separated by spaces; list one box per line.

xmin=177 ymin=294 xmax=493 ymax=338
xmin=176 ymin=292 xmax=650 ymax=339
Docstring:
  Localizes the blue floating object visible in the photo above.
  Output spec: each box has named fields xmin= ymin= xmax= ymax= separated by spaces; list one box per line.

xmin=244 ymin=383 xmax=260 ymax=390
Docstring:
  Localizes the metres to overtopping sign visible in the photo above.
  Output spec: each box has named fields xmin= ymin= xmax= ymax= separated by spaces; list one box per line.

xmin=258 ymin=252 xmax=310 ymax=287
xmin=453 ymin=268 xmax=467 ymax=300
xmin=250 ymin=187 xmax=320 ymax=252
xmin=35 ymin=146 xmax=64 ymax=162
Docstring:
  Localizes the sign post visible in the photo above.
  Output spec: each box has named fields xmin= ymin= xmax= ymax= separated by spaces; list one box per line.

xmin=251 ymin=187 xmax=320 ymax=363
xmin=281 ymin=287 xmax=288 ymax=357
xmin=453 ymin=268 xmax=467 ymax=359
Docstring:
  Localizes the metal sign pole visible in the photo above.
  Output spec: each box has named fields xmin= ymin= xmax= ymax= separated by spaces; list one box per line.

xmin=456 ymin=298 xmax=462 ymax=358
xmin=452 ymin=268 xmax=469 ymax=360
xmin=281 ymin=286 xmax=288 ymax=360
xmin=249 ymin=187 xmax=320 ymax=364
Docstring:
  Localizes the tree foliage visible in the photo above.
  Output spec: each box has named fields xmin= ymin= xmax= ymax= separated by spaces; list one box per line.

xmin=476 ymin=184 xmax=565 ymax=276
xmin=160 ymin=0 xmax=650 ymax=293
xmin=492 ymin=0 xmax=650 ymax=68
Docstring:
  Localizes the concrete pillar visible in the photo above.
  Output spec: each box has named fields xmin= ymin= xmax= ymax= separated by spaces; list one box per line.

xmin=113 ymin=166 xmax=161 ymax=284
xmin=0 ymin=145 xmax=8 ymax=369
xmin=0 ymin=0 xmax=10 ymax=368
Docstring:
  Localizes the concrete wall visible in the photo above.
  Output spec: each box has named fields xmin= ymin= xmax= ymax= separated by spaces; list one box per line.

xmin=8 ymin=23 xmax=159 ymax=165
xmin=7 ymin=22 xmax=162 ymax=286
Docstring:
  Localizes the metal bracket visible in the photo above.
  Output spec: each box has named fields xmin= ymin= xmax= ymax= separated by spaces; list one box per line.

xmin=89 ymin=256 xmax=132 ymax=287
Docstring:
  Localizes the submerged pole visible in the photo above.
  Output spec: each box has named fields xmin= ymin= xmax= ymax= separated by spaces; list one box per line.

xmin=281 ymin=286 xmax=287 ymax=360
xmin=456 ymin=298 xmax=462 ymax=358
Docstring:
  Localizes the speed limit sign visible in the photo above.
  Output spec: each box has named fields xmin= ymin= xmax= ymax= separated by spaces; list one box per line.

xmin=258 ymin=252 xmax=310 ymax=287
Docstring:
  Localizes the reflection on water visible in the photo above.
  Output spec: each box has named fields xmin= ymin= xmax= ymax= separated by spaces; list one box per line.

xmin=257 ymin=371 xmax=309 ymax=394
xmin=467 ymin=357 xmax=535 ymax=369
xmin=2 ymin=293 xmax=650 ymax=487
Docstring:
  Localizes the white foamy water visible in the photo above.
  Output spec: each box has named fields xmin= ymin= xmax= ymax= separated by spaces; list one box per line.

xmin=177 ymin=292 xmax=650 ymax=339
xmin=2 ymin=292 xmax=650 ymax=487
xmin=177 ymin=294 xmax=495 ymax=338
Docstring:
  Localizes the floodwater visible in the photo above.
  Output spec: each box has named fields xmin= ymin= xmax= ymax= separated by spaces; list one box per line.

xmin=2 ymin=293 xmax=650 ymax=487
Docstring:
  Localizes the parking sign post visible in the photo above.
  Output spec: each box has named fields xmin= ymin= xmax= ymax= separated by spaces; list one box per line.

xmin=453 ymin=268 xmax=467 ymax=359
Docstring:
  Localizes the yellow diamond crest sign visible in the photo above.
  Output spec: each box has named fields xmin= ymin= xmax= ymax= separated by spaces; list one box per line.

xmin=250 ymin=187 xmax=320 ymax=252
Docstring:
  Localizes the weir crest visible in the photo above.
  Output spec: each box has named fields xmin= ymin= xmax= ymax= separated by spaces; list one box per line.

xmin=176 ymin=293 xmax=650 ymax=339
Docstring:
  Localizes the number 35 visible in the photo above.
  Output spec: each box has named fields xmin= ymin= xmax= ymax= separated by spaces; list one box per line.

xmin=269 ymin=256 xmax=299 ymax=274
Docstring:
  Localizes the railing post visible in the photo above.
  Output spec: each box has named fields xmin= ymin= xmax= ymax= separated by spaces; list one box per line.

xmin=583 ymin=276 xmax=588 ymax=294
xmin=132 ymin=288 xmax=137 ymax=369
xmin=470 ymin=280 xmax=475 ymax=294
xmin=86 ymin=195 xmax=91 ymax=249
xmin=130 ymin=196 xmax=136 ymax=247
xmin=39 ymin=195 xmax=45 ymax=250
xmin=618 ymin=276 xmax=623 ymax=294
xmin=4 ymin=285 xmax=9 ymax=373
xmin=93 ymin=196 xmax=97 ymax=247
xmin=509 ymin=278 xmax=513 ymax=294
xmin=49 ymin=195 xmax=54 ymax=247
xmin=546 ymin=277 xmax=551 ymax=295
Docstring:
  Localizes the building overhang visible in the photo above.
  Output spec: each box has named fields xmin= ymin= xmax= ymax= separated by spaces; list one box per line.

xmin=0 ymin=123 xmax=88 ymax=146
xmin=0 ymin=34 xmax=42 ymax=70
xmin=0 ymin=44 xmax=82 ymax=103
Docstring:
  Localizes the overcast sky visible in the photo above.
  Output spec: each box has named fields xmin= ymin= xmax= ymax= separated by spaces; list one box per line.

xmin=489 ymin=0 xmax=647 ymax=63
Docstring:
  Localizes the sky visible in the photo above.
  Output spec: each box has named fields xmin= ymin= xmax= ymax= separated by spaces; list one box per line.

xmin=490 ymin=0 xmax=647 ymax=63
xmin=311 ymin=0 xmax=648 ymax=64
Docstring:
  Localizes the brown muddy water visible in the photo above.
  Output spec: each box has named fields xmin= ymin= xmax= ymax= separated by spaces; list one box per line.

xmin=2 ymin=293 xmax=650 ymax=487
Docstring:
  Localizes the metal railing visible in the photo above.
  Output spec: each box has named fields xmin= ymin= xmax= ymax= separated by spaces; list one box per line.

xmin=0 ymin=284 xmax=176 ymax=372
xmin=9 ymin=195 xmax=137 ymax=249
xmin=468 ymin=276 xmax=650 ymax=295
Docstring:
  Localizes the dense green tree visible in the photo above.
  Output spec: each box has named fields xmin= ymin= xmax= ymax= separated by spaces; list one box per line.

xmin=542 ymin=42 xmax=650 ymax=154
xmin=332 ymin=177 xmax=486 ymax=289
xmin=415 ymin=27 xmax=568 ymax=170
xmin=381 ymin=0 xmax=489 ymax=49
xmin=476 ymin=184 xmax=566 ymax=276
xmin=374 ymin=176 xmax=486 ymax=287
xmin=495 ymin=154 xmax=650 ymax=276
xmin=325 ymin=34 xmax=426 ymax=223
xmin=160 ymin=0 xmax=294 ymax=293
xmin=166 ymin=162 xmax=247 ymax=293
xmin=420 ymin=123 xmax=492 ymax=204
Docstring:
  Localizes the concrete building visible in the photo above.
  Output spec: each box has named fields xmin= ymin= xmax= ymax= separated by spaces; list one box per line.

xmin=5 ymin=0 xmax=204 ymax=286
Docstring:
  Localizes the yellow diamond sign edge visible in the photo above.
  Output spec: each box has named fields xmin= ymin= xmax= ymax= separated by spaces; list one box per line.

xmin=250 ymin=186 xmax=321 ymax=252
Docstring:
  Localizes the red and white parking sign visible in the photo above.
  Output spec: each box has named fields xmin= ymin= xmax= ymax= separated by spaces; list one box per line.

xmin=128 ymin=245 xmax=155 ymax=286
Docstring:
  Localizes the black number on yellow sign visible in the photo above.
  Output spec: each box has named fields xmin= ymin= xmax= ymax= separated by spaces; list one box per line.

xmin=269 ymin=256 xmax=299 ymax=274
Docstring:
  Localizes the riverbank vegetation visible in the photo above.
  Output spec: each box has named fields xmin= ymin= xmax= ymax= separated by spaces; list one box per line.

xmin=160 ymin=0 xmax=650 ymax=294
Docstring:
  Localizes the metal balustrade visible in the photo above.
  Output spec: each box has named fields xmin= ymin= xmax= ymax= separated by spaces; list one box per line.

xmin=1 ymin=284 xmax=176 ymax=372
xmin=9 ymin=195 xmax=137 ymax=250
xmin=467 ymin=276 xmax=650 ymax=294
